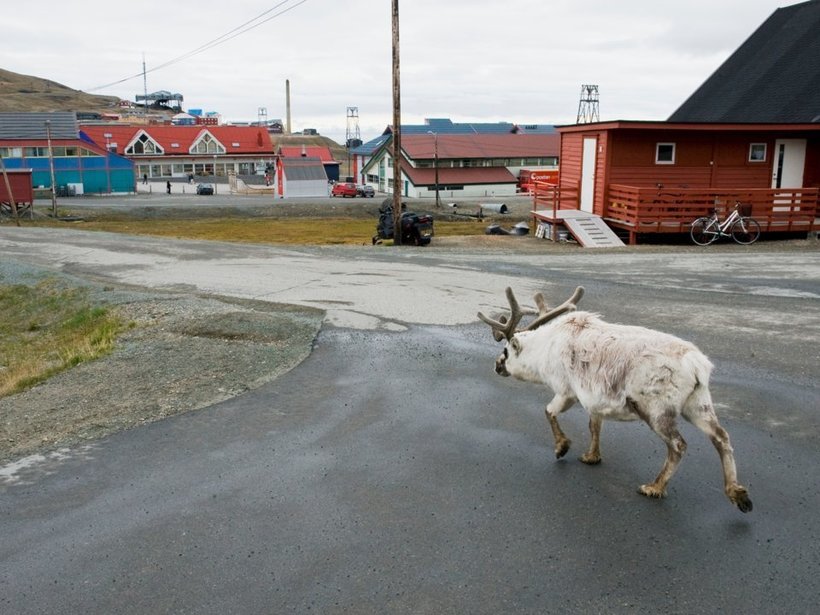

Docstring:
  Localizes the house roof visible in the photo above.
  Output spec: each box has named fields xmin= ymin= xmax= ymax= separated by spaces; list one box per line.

xmin=0 ymin=112 xmax=78 ymax=139
xmin=351 ymin=119 xmax=556 ymax=156
xmin=80 ymin=124 xmax=274 ymax=154
xmin=397 ymin=118 xmax=517 ymax=135
xmin=281 ymin=157 xmax=328 ymax=181
xmin=669 ymin=0 xmax=820 ymax=123
xmin=278 ymin=145 xmax=336 ymax=163
xmin=399 ymin=133 xmax=560 ymax=159
xmin=350 ymin=134 xmax=390 ymax=156
xmin=401 ymin=163 xmax=516 ymax=187
xmin=556 ymin=120 xmax=820 ymax=133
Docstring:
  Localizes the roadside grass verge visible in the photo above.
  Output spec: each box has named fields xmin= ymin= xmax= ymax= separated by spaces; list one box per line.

xmin=0 ymin=280 xmax=126 ymax=397
xmin=30 ymin=217 xmax=490 ymax=245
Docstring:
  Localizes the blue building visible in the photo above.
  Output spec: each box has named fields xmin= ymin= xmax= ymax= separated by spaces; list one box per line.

xmin=0 ymin=112 xmax=135 ymax=194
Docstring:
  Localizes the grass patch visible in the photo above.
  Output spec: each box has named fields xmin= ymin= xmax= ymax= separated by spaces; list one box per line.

xmin=0 ymin=280 xmax=126 ymax=397
xmin=31 ymin=217 xmax=490 ymax=245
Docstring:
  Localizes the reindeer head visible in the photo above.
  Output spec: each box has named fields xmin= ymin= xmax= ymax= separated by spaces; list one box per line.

xmin=477 ymin=286 xmax=584 ymax=377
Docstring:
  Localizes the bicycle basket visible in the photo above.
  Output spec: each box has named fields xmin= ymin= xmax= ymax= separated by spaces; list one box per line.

xmin=737 ymin=203 xmax=752 ymax=217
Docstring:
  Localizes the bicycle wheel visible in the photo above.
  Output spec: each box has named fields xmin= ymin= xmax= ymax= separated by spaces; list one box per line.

xmin=690 ymin=217 xmax=719 ymax=245
xmin=731 ymin=217 xmax=761 ymax=245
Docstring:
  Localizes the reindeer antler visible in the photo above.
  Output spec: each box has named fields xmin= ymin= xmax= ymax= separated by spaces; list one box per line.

xmin=477 ymin=287 xmax=526 ymax=341
xmin=478 ymin=286 xmax=585 ymax=341
xmin=524 ymin=286 xmax=585 ymax=331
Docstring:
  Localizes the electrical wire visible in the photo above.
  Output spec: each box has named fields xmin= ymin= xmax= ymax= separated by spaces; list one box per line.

xmin=86 ymin=0 xmax=308 ymax=92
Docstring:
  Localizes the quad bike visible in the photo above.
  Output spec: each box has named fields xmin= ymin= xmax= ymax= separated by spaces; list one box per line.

xmin=372 ymin=199 xmax=434 ymax=246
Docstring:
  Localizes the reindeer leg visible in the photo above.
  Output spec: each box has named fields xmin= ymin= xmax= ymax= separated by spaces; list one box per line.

xmin=684 ymin=408 xmax=753 ymax=513
xmin=579 ymin=414 xmax=603 ymax=464
xmin=545 ymin=394 xmax=575 ymax=459
xmin=637 ymin=407 xmax=687 ymax=499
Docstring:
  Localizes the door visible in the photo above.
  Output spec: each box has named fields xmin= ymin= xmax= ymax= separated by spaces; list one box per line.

xmin=579 ymin=137 xmax=597 ymax=213
xmin=772 ymin=139 xmax=806 ymax=189
xmin=771 ymin=139 xmax=806 ymax=210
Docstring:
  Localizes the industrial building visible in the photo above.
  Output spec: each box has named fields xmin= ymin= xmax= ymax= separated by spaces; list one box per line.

xmin=0 ymin=112 xmax=135 ymax=194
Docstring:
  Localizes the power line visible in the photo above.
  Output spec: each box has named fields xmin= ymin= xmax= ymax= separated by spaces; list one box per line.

xmin=86 ymin=0 xmax=308 ymax=93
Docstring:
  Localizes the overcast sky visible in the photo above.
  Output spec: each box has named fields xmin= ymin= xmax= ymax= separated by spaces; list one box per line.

xmin=4 ymin=0 xmax=794 ymax=142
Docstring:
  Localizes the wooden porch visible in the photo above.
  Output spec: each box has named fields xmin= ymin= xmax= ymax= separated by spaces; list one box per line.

xmin=532 ymin=181 xmax=820 ymax=245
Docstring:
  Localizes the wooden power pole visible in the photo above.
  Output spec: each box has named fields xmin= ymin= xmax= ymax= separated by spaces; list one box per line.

xmin=391 ymin=0 xmax=403 ymax=244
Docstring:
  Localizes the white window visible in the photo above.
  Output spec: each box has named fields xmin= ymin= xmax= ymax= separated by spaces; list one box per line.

xmin=749 ymin=143 xmax=767 ymax=162
xmin=189 ymin=132 xmax=226 ymax=155
xmin=655 ymin=143 xmax=676 ymax=164
xmin=126 ymin=131 xmax=164 ymax=156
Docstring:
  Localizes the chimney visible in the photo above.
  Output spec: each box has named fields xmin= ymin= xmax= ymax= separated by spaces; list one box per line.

xmin=286 ymin=79 xmax=292 ymax=135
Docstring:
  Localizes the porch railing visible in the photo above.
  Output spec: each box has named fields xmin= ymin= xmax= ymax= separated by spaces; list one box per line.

xmin=606 ymin=186 xmax=819 ymax=234
xmin=532 ymin=180 xmax=579 ymax=218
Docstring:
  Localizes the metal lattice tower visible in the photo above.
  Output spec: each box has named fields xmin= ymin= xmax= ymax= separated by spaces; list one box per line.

xmin=576 ymin=84 xmax=600 ymax=124
xmin=258 ymin=107 xmax=268 ymax=126
xmin=346 ymin=107 xmax=361 ymax=149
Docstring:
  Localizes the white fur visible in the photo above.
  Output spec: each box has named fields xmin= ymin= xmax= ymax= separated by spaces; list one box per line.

xmin=493 ymin=310 xmax=752 ymax=511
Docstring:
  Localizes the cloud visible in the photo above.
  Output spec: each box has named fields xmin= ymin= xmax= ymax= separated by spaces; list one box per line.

xmin=4 ymin=0 xmax=788 ymax=142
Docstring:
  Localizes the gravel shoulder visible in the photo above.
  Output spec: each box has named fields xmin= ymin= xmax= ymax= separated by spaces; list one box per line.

xmin=0 ymin=262 xmax=323 ymax=464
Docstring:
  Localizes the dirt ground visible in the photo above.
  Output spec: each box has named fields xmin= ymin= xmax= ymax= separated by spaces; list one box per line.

xmin=1 ymin=198 xmax=817 ymax=465
xmin=0 ymin=270 xmax=324 ymax=464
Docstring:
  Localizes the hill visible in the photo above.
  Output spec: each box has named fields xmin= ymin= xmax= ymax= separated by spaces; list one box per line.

xmin=0 ymin=68 xmax=120 ymax=114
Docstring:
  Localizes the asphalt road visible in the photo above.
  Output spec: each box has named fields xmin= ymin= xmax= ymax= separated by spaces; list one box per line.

xmin=1 ymin=228 xmax=819 ymax=614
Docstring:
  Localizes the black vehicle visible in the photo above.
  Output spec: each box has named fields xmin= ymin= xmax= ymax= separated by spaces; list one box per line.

xmin=372 ymin=199 xmax=433 ymax=246
xmin=357 ymin=184 xmax=375 ymax=198
xmin=196 ymin=183 xmax=214 ymax=195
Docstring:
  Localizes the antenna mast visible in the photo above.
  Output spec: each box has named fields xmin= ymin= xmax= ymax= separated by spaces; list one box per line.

xmin=576 ymin=84 xmax=600 ymax=124
xmin=345 ymin=107 xmax=361 ymax=148
xmin=142 ymin=54 xmax=149 ymax=120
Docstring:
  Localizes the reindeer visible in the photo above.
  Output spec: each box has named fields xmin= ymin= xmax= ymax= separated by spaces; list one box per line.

xmin=478 ymin=286 xmax=752 ymax=512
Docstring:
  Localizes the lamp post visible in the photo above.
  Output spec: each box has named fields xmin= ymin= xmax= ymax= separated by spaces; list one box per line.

xmin=104 ymin=132 xmax=112 ymax=194
xmin=427 ymin=130 xmax=440 ymax=208
xmin=213 ymin=154 xmax=218 ymax=194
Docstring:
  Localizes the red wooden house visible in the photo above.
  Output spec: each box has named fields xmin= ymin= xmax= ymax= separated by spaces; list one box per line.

xmin=534 ymin=121 xmax=820 ymax=244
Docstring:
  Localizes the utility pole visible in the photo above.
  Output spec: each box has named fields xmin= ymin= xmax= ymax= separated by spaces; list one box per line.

xmin=391 ymin=0 xmax=403 ymax=244
xmin=428 ymin=130 xmax=440 ymax=208
xmin=45 ymin=120 xmax=57 ymax=217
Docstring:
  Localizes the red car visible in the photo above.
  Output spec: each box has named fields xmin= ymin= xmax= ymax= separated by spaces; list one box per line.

xmin=331 ymin=182 xmax=358 ymax=198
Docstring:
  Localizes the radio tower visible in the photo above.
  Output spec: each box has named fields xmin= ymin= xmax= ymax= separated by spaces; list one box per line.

xmin=257 ymin=107 xmax=268 ymax=127
xmin=576 ymin=84 xmax=600 ymax=124
xmin=345 ymin=106 xmax=361 ymax=149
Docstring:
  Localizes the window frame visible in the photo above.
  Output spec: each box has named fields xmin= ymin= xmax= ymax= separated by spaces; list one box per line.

xmin=748 ymin=143 xmax=767 ymax=163
xmin=655 ymin=142 xmax=676 ymax=165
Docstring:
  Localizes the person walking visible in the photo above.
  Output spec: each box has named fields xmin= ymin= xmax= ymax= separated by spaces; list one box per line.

xmin=166 ymin=180 xmax=171 ymax=195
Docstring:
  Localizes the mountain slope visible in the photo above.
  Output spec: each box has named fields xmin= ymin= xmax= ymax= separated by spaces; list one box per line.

xmin=0 ymin=68 xmax=119 ymax=114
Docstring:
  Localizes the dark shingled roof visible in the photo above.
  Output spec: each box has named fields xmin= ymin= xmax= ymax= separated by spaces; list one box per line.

xmin=0 ymin=112 xmax=79 ymax=139
xmin=669 ymin=0 xmax=820 ymax=123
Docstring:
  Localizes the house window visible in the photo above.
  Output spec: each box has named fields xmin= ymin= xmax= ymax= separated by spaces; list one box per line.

xmin=127 ymin=133 xmax=162 ymax=155
xmin=749 ymin=143 xmax=767 ymax=162
xmin=191 ymin=133 xmax=225 ymax=155
xmin=655 ymin=143 xmax=676 ymax=164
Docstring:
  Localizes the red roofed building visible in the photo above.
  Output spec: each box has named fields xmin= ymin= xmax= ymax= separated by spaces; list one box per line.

xmin=362 ymin=133 xmax=559 ymax=198
xmin=277 ymin=145 xmax=341 ymax=182
xmin=80 ymin=124 xmax=275 ymax=181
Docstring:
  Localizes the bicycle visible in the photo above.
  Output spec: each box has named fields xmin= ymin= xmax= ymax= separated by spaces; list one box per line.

xmin=690 ymin=202 xmax=761 ymax=245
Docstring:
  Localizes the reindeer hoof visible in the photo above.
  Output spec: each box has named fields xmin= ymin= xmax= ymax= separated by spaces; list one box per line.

xmin=579 ymin=453 xmax=601 ymax=465
xmin=639 ymin=484 xmax=667 ymax=499
xmin=730 ymin=486 xmax=753 ymax=513
xmin=554 ymin=439 xmax=571 ymax=459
